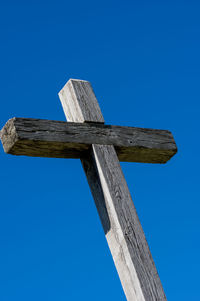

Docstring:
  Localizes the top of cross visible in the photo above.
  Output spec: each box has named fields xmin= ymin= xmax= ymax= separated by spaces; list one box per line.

xmin=59 ymin=79 xmax=105 ymax=123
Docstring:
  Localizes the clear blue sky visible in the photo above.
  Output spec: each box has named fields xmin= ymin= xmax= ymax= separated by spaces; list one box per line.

xmin=0 ymin=1 xmax=199 ymax=300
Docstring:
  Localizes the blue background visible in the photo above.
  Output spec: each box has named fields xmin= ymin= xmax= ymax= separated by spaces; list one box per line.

xmin=0 ymin=1 xmax=199 ymax=300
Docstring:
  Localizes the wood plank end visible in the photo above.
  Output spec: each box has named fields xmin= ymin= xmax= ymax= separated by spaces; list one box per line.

xmin=0 ymin=118 xmax=19 ymax=155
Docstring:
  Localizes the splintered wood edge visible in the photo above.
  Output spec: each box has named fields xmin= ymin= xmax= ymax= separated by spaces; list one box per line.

xmin=0 ymin=118 xmax=19 ymax=154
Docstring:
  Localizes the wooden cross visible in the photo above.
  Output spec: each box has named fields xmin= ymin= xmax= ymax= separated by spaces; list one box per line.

xmin=0 ymin=79 xmax=177 ymax=301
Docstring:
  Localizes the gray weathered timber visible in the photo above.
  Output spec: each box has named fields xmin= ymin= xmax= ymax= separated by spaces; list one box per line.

xmin=0 ymin=117 xmax=177 ymax=163
xmin=58 ymin=79 xmax=167 ymax=301
xmin=82 ymin=145 xmax=167 ymax=301
xmin=59 ymin=79 xmax=105 ymax=123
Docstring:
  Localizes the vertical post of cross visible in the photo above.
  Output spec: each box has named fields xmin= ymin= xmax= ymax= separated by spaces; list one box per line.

xmin=59 ymin=79 xmax=167 ymax=301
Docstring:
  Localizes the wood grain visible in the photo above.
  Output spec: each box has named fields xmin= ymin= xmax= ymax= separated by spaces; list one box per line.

xmin=58 ymin=79 xmax=168 ymax=300
xmin=0 ymin=117 xmax=177 ymax=163
xmin=59 ymin=79 xmax=105 ymax=123
xmin=82 ymin=144 xmax=167 ymax=301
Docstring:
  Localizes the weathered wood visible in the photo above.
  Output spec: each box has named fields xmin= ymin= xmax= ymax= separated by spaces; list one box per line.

xmin=58 ymin=79 xmax=167 ymax=301
xmin=59 ymin=79 xmax=105 ymax=123
xmin=0 ymin=117 xmax=177 ymax=163
xmin=82 ymin=145 xmax=167 ymax=301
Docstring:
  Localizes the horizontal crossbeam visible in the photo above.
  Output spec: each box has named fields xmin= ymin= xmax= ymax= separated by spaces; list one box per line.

xmin=1 ymin=117 xmax=177 ymax=163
